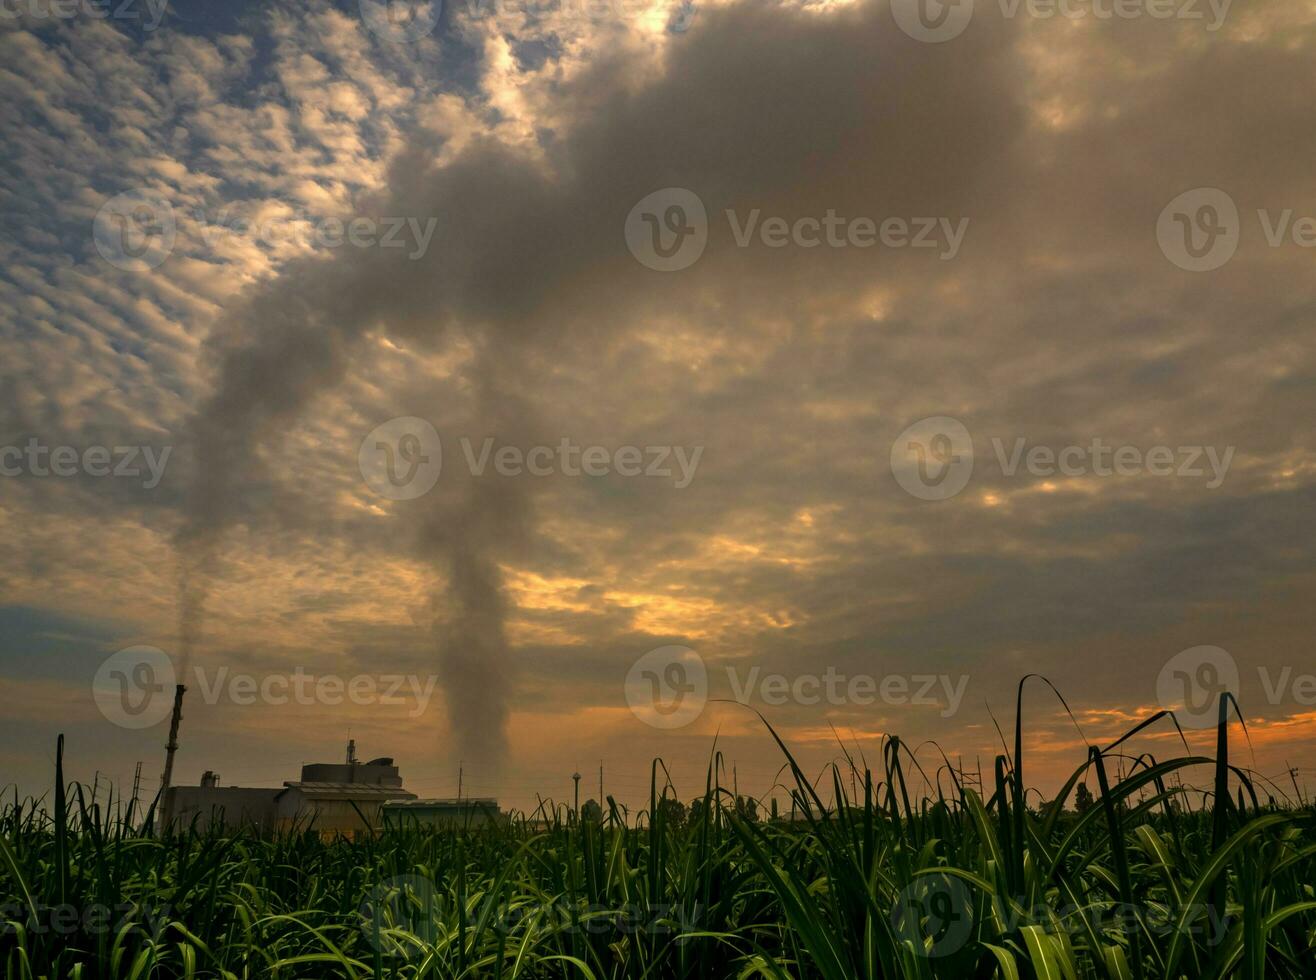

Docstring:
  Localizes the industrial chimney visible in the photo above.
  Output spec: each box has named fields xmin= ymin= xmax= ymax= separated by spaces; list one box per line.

xmin=158 ymin=684 xmax=186 ymax=827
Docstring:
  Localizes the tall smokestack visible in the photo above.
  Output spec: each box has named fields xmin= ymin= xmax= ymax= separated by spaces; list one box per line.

xmin=158 ymin=684 xmax=186 ymax=829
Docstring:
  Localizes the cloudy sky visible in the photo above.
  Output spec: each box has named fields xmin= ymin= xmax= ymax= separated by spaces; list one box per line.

xmin=1 ymin=0 xmax=1313 ymax=814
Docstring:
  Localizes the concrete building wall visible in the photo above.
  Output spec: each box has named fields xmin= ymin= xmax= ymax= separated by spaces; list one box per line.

xmin=275 ymin=792 xmax=392 ymax=839
xmin=382 ymin=801 xmax=504 ymax=829
xmin=167 ymin=786 xmax=280 ymax=832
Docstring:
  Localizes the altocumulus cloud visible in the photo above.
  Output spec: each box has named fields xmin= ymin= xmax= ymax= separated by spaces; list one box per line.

xmin=0 ymin=0 xmax=1313 ymax=806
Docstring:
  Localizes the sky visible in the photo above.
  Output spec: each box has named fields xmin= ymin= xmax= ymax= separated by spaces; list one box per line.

xmin=1 ymin=0 xmax=1314 ymax=816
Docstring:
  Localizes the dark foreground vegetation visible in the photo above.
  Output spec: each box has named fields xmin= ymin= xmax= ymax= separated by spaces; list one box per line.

xmin=4 ymin=689 xmax=1315 ymax=978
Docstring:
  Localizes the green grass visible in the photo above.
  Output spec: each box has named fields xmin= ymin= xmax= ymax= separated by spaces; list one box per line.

xmin=3 ymin=684 xmax=1314 ymax=978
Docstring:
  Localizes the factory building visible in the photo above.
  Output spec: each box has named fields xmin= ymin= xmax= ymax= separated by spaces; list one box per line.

xmin=162 ymin=741 xmax=504 ymax=837
xmin=164 ymin=742 xmax=417 ymax=837
xmin=381 ymin=797 xmax=504 ymax=828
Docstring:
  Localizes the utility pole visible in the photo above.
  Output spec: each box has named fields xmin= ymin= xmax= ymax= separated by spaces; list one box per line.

xmin=458 ymin=762 xmax=463 ymax=802
xmin=130 ymin=762 xmax=142 ymax=828
xmin=572 ymin=771 xmax=581 ymax=816
xmin=1287 ymin=763 xmax=1304 ymax=806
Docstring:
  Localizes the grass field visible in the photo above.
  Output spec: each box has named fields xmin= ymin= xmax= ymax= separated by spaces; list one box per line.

xmin=3 ymin=687 xmax=1315 ymax=979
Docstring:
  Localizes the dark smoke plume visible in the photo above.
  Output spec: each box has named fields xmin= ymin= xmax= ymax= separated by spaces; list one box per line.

xmin=173 ymin=0 xmax=1018 ymax=782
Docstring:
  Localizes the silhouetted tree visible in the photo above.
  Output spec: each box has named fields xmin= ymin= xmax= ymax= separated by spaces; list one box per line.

xmin=1074 ymin=783 xmax=1095 ymax=815
xmin=687 ymin=797 xmax=707 ymax=826
xmin=655 ymin=796 xmax=687 ymax=831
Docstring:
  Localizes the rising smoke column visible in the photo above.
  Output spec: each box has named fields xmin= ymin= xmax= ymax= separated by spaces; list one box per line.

xmin=172 ymin=141 xmax=554 ymax=782
xmin=418 ymin=362 xmax=536 ymax=781
xmin=436 ymin=546 xmax=513 ymax=774
xmin=172 ymin=246 xmax=530 ymax=775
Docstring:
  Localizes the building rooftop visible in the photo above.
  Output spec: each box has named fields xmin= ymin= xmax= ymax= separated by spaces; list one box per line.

xmin=280 ymin=782 xmax=417 ymax=800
